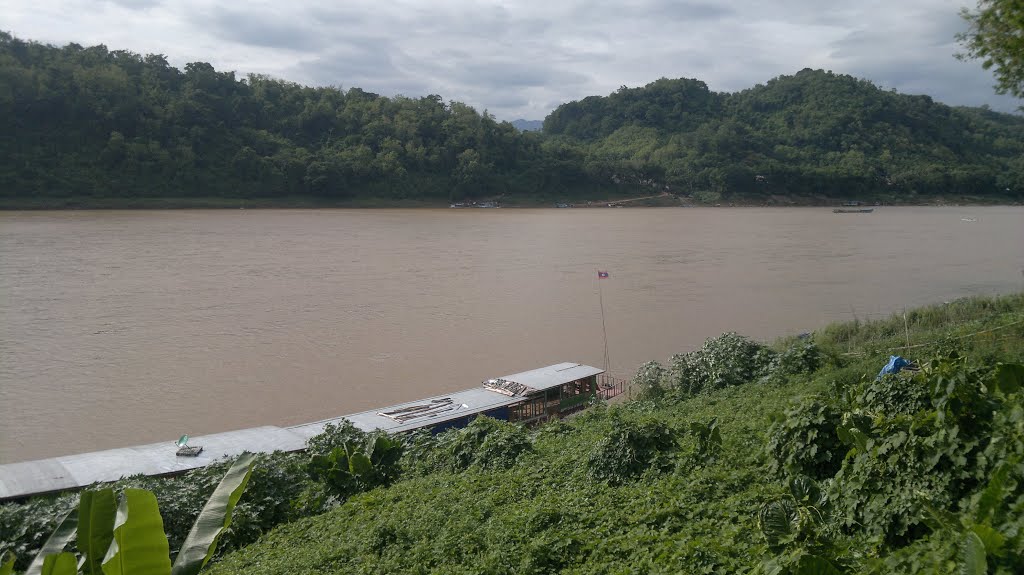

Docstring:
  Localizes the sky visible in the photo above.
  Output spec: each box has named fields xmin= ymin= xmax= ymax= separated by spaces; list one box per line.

xmin=4 ymin=0 xmax=1019 ymax=121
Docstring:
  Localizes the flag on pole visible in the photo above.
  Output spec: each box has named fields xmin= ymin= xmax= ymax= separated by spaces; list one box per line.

xmin=597 ymin=271 xmax=609 ymax=278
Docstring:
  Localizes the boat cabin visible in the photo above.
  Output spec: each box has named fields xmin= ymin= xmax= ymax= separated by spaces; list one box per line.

xmin=484 ymin=362 xmax=603 ymax=424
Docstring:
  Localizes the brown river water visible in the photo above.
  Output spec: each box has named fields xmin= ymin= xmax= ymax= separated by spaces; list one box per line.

xmin=1 ymin=207 xmax=1022 ymax=463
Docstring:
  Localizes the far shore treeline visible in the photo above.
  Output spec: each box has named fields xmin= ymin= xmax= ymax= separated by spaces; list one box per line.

xmin=1 ymin=31 xmax=1023 ymax=208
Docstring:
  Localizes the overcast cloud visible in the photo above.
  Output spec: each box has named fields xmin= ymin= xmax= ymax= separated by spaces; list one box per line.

xmin=5 ymin=0 xmax=1019 ymax=120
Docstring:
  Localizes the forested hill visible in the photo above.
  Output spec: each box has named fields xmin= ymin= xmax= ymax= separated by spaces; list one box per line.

xmin=544 ymin=70 xmax=1024 ymax=200
xmin=0 ymin=32 xmax=595 ymax=206
xmin=2 ymin=32 xmax=1022 ymax=207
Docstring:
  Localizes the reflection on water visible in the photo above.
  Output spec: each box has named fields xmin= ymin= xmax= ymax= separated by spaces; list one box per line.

xmin=1 ymin=207 xmax=1022 ymax=462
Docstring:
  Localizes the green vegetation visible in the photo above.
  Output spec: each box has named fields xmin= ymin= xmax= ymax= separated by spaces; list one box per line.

xmin=305 ymin=423 xmax=404 ymax=503
xmin=0 ymin=31 xmax=602 ymax=208
xmin=958 ymin=0 xmax=1024 ymax=101
xmin=4 ymin=454 xmax=255 ymax=575
xmin=2 ymin=294 xmax=1023 ymax=573
xmin=0 ymin=453 xmax=310 ymax=575
xmin=1 ymin=31 xmax=1022 ymax=208
xmin=198 ymin=293 xmax=1021 ymax=575
xmin=544 ymin=72 xmax=1024 ymax=203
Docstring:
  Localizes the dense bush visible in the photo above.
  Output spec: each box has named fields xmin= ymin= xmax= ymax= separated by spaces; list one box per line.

xmin=306 ymin=421 xmax=371 ymax=458
xmin=761 ymin=352 xmax=1024 ymax=573
xmin=668 ymin=332 xmax=777 ymax=396
xmin=631 ymin=360 xmax=668 ymax=399
xmin=306 ymin=434 xmax=403 ymax=503
xmin=401 ymin=417 xmax=533 ymax=476
xmin=767 ymin=399 xmax=846 ymax=480
xmin=755 ymin=475 xmax=843 ymax=573
xmin=123 ymin=451 xmax=315 ymax=559
xmin=462 ymin=418 xmax=534 ymax=471
xmin=687 ymin=418 xmax=723 ymax=463
xmin=830 ymin=358 xmax=1008 ymax=545
xmin=586 ymin=415 xmax=678 ymax=484
xmin=853 ymin=374 xmax=931 ymax=416
xmin=0 ymin=493 xmax=77 ymax=571
xmin=770 ymin=339 xmax=824 ymax=378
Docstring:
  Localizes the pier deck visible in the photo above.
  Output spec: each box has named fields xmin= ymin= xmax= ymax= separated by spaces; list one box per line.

xmin=0 ymin=426 xmax=308 ymax=499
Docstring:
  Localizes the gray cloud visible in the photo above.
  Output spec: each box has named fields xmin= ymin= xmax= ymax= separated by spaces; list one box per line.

xmin=203 ymin=7 xmax=327 ymax=52
xmin=105 ymin=0 xmax=161 ymax=9
xmin=305 ymin=6 xmax=369 ymax=27
xmin=819 ymin=0 xmax=1018 ymax=112
xmin=453 ymin=61 xmax=590 ymax=89
xmin=620 ymin=0 xmax=734 ymax=22
xmin=477 ymin=92 xmax=532 ymax=111
xmin=5 ymin=0 xmax=1020 ymax=120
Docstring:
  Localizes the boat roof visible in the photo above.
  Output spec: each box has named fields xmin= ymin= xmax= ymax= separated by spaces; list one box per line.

xmin=494 ymin=362 xmax=604 ymax=392
xmin=289 ymin=386 xmax=522 ymax=438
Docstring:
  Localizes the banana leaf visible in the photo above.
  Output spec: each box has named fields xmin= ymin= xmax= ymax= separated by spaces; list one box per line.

xmin=170 ymin=452 xmax=256 ymax=575
xmin=962 ymin=531 xmax=987 ymax=575
xmin=41 ymin=553 xmax=78 ymax=575
xmin=102 ymin=488 xmax=172 ymax=575
xmin=79 ymin=488 xmax=117 ymax=575
xmin=348 ymin=452 xmax=374 ymax=477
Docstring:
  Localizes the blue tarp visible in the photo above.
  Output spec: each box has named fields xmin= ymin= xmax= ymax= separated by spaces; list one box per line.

xmin=877 ymin=355 xmax=912 ymax=380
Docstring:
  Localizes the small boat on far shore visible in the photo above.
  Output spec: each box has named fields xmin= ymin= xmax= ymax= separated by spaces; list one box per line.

xmin=833 ymin=208 xmax=874 ymax=213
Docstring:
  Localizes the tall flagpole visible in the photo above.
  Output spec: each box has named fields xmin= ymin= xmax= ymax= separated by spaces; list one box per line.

xmin=597 ymin=270 xmax=610 ymax=372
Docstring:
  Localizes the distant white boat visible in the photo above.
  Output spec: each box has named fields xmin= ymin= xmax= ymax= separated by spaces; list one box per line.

xmin=961 ymin=218 xmax=977 ymax=222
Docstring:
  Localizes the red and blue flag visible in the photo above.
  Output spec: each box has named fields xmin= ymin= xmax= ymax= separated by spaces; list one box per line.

xmin=597 ymin=271 xmax=609 ymax=279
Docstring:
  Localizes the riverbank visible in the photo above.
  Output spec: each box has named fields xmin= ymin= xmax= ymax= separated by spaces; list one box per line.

xmin=209 ymin=293 xmax=1024 ymax=574
xmin=1 ymin=193 xmax=1019 ymax=210
xmin=3 ymin=293 xmax=1022 ymax=573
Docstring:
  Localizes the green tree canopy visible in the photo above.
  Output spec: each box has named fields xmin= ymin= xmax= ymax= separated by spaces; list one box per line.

xmin=958 ymin=0 xmax=1024 ymax=100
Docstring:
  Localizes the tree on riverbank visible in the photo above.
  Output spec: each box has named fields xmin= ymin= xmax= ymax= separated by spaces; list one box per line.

xmin=958 ymin=0 xmax=1024 ymax=101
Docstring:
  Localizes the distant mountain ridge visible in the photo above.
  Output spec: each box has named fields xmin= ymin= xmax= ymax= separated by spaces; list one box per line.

xmin=511 ymin=119 xmax=543 ymax=132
